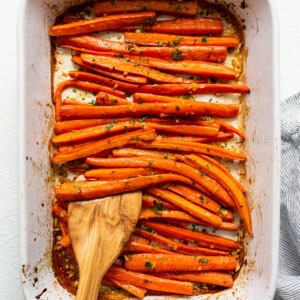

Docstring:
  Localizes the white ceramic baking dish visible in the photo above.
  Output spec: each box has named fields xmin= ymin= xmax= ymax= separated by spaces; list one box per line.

xmin=18 ymin=0 xmax=280 ymax=299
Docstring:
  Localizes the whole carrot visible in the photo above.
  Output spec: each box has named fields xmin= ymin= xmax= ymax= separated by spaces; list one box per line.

xmin=124 ymin=253 xmax=237 ymax=272
xmin=94 ymin=0 xmax=198 ymax=16
xmin=49 ymin=11 xmax=156 ymax=36
xmin=106 ymin=265 xmax=194 ymax=295
xmin=55 ymin=173 xmax=193 ymax=201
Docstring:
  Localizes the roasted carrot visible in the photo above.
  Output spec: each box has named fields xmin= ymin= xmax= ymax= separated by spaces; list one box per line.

xmin=106 ymin=265 xmax=193 ymax=295
xmin=148 ymin=18 xmax=223 ymax=35
xmin=136 ymin=228 xmax=229 ymax=256
xmin=89 ymin=53 xmax=238 ymax=80
xmin=186 ymin=154 xmax=253 ymax=237
xmin=55 ymin=173 xmax=193 ymax=201
xmin=52 ymin=128 xmax=156 ymax=163
xmin=52 ymin=203 xmax=68 ymax=223
xmin=123 ymin=239 xmax=173 ymax=254
xmin=80 ymin=54 xmax=188 ymax=83
xmin=160 ymin=132 xmax=234 ymax=143
xmin=94 ymin=0 xmax=198 ymax=16
xmin=145 ymin=187 xmax=223 ymax=227
xmin=166 ymin=184 xmax=220 ymax=213
xmin=69 ymin=70 xmax=140 ymax=94
xmin=141 ymin=221 xmax=239 ymax=250
xmin=49 ymin=11 xmax=156 ymax=36
xmin=72 ymin=56 xmax=148 ymax=84
xmin=85 ymin=156 xmax=233 ymax=208
xmin=142 ymin=194 xmax=178 ymax=211
xmin=58 ymin=34 xmax=227 ymax=63
xmin=96 ymin=92 xmax=131 ymax=106
xmin=124 ymin=32 xmax=240 ymax=48
xmin=157 ymin=271 xmax=234 ymax=288
xmin=137 ymin=83 xmax=249 ymax=97
xmin=85 ymin=168 xmax=158 ymax=180
xmin=104 ymin=275 xmax=147 ymax=299
xmin=136 ymin=140 xmax=246 ymax=161
xmin=54 ymin=118 xmax=131 ymax=134
xmin=125 ymin=253 xmax=237 ymax=272
xmin=54 ymin=80 xmax=126 ymax=121
xmin=59 ymin=221 xmax=71 ymax=248
xmin=60 ymin=102 xmax=239 ymax=120
xmin=201 ymin=154 xmax=246 ymax=193
xmin=213 ymin=119 xmax=246 ymax=140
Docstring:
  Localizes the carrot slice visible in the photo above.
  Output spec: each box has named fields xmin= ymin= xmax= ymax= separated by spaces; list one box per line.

xmin=186 ymin=154 xmax=253 ymax=237
xmin=157 ymin=271 xmax=234 ymax=288
xmin=136 ymin=228 xmax=229 ymax=256
xmin=148 ymin=18 xmax=223 ymax=35
xmin=49 ymin=11 xmax=156 ymax=36
xmin=142 ymin=221 xmax=239 ymax=250
xmin=124 ymin=253 xmax=237 ymax=272
xmin=106 ymin=265 xmax=193 ymax=295
xmin=94 ymin=1 xmax=198 ymax=16
xmin=96 ymin=92 xmax=131 ymax=106
xmin=52 ymin=128 xmax=156 ymax=163
xmin=55 ymin=173 xmax=193 ymax=201
xmin=52 ymin=203 xmax=68 ymax=223
xmin=59 ymin=222 xmax=71 ymax=248
xmin=213 ymin=118 xmax=246 ymax=140
xmin=142 ymin=194 xmax=178 ymax=211
xmin=124 ymin=32 xmax=239 ymax=48
xmin=123 ymin=239 xmax=173 ymax=254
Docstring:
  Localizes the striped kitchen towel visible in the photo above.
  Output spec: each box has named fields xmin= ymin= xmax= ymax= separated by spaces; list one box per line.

xmin=275 ymin=92 xmax=300 ymax=300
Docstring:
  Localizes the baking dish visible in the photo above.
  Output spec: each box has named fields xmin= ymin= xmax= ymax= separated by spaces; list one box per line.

xmin=18 ymin=0 xmax=280 ymax=299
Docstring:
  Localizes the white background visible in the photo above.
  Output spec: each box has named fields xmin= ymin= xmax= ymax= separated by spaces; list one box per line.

xmin=0 ymin=0 xmax=299 ymax=299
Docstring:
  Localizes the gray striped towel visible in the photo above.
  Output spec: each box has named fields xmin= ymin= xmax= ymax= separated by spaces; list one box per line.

xmin=275 ymin=92 xmax=300 ymax=299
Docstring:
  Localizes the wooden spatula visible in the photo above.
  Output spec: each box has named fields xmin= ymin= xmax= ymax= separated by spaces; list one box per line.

xmin=68 ymin=191 xmax=142 ymax=300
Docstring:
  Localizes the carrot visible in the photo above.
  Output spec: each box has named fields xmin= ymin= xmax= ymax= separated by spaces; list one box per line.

xmin=201 ymin=154 xmax=246 ymax=193
xmin=85 ymin=157 xmax=233 ymax=208
xmin=54 ymin=118 xmax=131 ymax=134
xmin=106 ymin=265 xmax=193 ymax=295
xmin=123 ymin=239 xmax=173 ymax=254
xmin=124 ymin=253 xmax=237 ymax=272
xmin=96 ymin=92 xmax=131 ymax=106
xmin=146 ymin=187 xmax=223 ymax=227
xmin=94 ymin=1 xmax=198 ymax=16
xmin=142 ymin=194 xmax=178 ymax=211
xmin=72 ymin=56 xmax=148 ymax=84
xmin=141 ymin=221 xmax=239 ymax=250
xmin=54 ymin=79 xmax=126 ymax=121
xmin=148 ymin=18 xmax=223 ymax=35
xmin=58 ymin=34 xmax=227 ymax=63
xmin=213 ymin=119 xmax=246 ymax=140
xmin=52 ymin=128 xmax=156 ymax=163
xmin=55 ymin=173 xmax=193 ymax=201
xmin=136 ymin=140 xmax=246 ymax=161
xmin=53 ymin=120 xmax=146 ymax=145
xmin=49 ymin=11 xmax=156 ymax=36
xmin=135 ymin=83 xmax=250 ymax=96
xmin=59 ymin=222 xmax=71 ymax=248
xmin=186 ymin=154 xmax=253 ymax=237
xmin=60 ymin=102 xmax=239 ymax=120
xmin=80 ymin=54 xmax=188 ymax=83
xmin=136 ymin=227 xmax=229 ymax=256
xmin=156 ymin=271 xmax=234 ymax=288
xmin=52 ymin=203 xmax=68 ymax=223
xmin=69 ymin=70 xmax=140 ymax=94
xmin=85 ymin=168 xmax=158 ymax=180
xmin=124 ymin=32 xmax=240 ymax=48
xmin=90 ymin=53 xmax=238 ymax=80
xmin=160 ymin=132 xmax=234 ymax=143
xmin=104 ymin=275 xmax=147 ymax=299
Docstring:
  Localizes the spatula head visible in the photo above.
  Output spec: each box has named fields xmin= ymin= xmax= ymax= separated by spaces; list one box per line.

xmin=68 ymin=191 xmax=142 ymax=300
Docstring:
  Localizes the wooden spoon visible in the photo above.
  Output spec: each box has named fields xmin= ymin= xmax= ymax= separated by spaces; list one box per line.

xmin=68 ymin=191 xmax=142 ymax=300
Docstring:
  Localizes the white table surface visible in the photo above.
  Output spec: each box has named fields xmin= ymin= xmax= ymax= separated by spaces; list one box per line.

xmin=0 ymin=0 xmax=299 ymax=299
